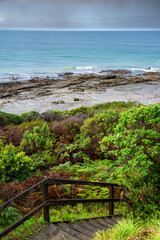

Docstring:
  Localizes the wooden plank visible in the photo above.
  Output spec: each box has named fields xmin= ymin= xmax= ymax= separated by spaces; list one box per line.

xmin=78 ymin=220 xmax=99 ymax=232
xmin=88 ymin=220 xmax=105 ymax=230
xmin=96 ymin=218 xmax=111 ymax=228
xmin=58 ymin=222 xmax=90 ymax=240
xmin=43 ymin=183 xmax=49 ymax=223
xmin=50 ymin=228 xmax=79 ymax=240
xmin=110 ymin=217 xmax=119 ymax=223
xmin=47 ymin=178 xmax=118 ymax=187
xmin=109 ymin=186 xmax=114 ymax=215
xmin=48 ymin=198 xmax=121 ymax=206
xmin=103 ymin=218 xmax=115 ymax=226
xmin=70 ymin=223 xmax=93 ymax=238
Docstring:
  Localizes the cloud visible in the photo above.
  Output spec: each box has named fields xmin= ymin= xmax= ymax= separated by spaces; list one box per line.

xmin=0 ymin=0 xmax=160 ymax=29
xmin=0 ymin=17 xmax=4 ymax=22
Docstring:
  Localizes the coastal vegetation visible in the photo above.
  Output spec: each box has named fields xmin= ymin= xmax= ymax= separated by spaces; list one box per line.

xmin=0 ymin=101 xmax=159 ymax=239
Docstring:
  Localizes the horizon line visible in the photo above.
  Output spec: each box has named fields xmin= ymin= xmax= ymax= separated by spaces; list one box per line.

xmin=0 ymin=27 xmax=160 ymax=32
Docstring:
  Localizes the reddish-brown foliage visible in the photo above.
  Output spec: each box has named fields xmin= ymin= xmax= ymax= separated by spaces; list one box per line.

xmin=0 ymin=126 xmax=25 ymax=146
xmin=50 ymin=117 xmax=83 ymax=139
xmin=0 ymin=172 xmax=83 ymax=215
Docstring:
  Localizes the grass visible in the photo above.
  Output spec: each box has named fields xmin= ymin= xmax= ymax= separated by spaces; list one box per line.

xmin=93 ymin=217 xmax=160 ymax=240
xmin=0 ymin=212 xmax=45 ymax=240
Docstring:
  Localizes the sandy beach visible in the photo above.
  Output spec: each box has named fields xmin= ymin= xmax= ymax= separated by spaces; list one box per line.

xmin=0 ymin=70 xmax=160 ymax=114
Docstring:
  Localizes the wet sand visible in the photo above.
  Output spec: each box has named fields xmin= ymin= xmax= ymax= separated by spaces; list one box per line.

xmin=0 ymin=70 xmax=160 ymax=114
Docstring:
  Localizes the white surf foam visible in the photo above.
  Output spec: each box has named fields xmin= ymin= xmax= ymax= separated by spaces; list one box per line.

xmin=129 ymin=67 xmax=160 ymax=73
xmin=75 ymin=66 xmax=96 ymax=74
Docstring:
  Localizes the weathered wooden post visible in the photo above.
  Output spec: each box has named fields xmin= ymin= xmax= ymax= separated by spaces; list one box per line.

xmin=109 ymin=185 xmax=114 ymax=216
xmin=43 ymin=182 xmax=50 ymax=222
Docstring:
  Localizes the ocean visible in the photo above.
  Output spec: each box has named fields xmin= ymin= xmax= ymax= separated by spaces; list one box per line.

xmin=0 ymin=30 xmax=160 ymax=83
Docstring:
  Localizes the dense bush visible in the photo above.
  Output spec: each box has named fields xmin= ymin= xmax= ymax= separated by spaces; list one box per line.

xmin=18 ymin=120 xmax=45 ymax=131
xmin=50 ymin=117 xmax=84 ymax=138
xmin=0 ymin=102 xmax=159 ymax=220
xmin=40 ymin=110 xmax=65 ymax=122
xmin=0 ymin=126 xmax=25 ymax=147
xmin=101 ymin=105 xmax=160 ymax=217
xmin=0 ymin=111 xmax=23 ymax=127
xmin=59 ymin=109 xmax=120 ymax=162
xmin=20 ymin=122 xmax=53 ymax=155
xmin=0 ymin=140 xmax=34 ymax=182
xmin=21 ymin=111 xmax=39 ymax=122
xmin=30 ymin=150 xmax=57 ymax=168
xmin=0 ymin=206 xmax=22 ymax=227
xmin=67 ymin=106 xmax=88 ymax=116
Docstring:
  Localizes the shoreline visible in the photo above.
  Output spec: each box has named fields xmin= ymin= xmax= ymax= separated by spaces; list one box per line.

xmin=0 ymin=70 xmax=160 ymax=114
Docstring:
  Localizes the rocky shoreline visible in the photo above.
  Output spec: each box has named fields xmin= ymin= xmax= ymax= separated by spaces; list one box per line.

xmin=0 ymin=70 xmax=160 ymax=114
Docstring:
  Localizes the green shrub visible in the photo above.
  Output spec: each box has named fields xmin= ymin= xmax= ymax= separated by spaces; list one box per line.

xmin=18 ymin=120 xmax=45 ymax=131
xmin=0 ymin=206 xmax=22 ymax=227
xmin=0 ymin=140 xmax=34 ymax=182
xmin=21 ymin=111 xmax=39 ymax=122
xmin=89 ymin=101 xmax=138 ymax=114
xmin=71 ymin=109 xmax=119 ymax=160
xmin=0 ymin=111 xmax=23 ymax=127
xmin=67 ymin=106 xmax=88 ymax=116
xmin=31 ymin=150 xmax=57 ymax=168
xmin=20 ymin=122 xmax=53 ymax=155
xmin=101 ymin=105 xmax=160 ymax=217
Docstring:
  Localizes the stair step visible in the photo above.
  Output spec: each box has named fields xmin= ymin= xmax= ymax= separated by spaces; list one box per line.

xmin=33 ymin=216 xmax=121 ymax=240
xmin=70 ymin=222 xmax=94 ymax=238
xmin=103 ymin=218 xmax=115 ymax=226
xmin=78 ymin=220 xmax=100 ymax=233
xmin=87 ymin=219 xmax=105 ymax=230
xmin=110 ymin=217 xmax=119 ymax=223
xmin=96 ymin=218 xmax=111 ymax=228
xmin=33 ymin=224 xmax=58 ymax=240
xmin=50 ymin=227 xmax=79 ymax=240
xmin=58 ymin=222 xmax=90 ymax=240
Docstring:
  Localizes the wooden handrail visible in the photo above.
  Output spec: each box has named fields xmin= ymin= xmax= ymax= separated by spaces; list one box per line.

xmin=0 ymin=178 xmax=121 ymax=239
xmin=0 ymin=178 xmax=118 ymax=212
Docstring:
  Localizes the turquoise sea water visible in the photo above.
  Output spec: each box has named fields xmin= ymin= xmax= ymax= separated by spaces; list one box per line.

xmin=0 ymin=30 xmax=160 ymax=82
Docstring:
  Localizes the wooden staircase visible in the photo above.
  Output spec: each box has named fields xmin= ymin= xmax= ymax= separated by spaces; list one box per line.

xmin=0 ymin=178 xmax=124 ymax=239
xmin=33 ymin=216 xmax=121 ymax=240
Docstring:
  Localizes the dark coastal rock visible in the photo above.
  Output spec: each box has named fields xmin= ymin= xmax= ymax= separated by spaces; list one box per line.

xmin=58 ymin=72 xmax=73 ymax=77
xmin=52 ymin=100 xmax=65 ymax=104
xmin=99 ymin=69 xmax=132 ymax=76
xmin=74 ymin=98 xmax=80 ymax=101
xmin=0 ymin=71 xmax=159 ymax=102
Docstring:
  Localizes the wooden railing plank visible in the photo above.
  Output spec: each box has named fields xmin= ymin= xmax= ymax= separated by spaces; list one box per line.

xmin=48 ymin=198 xmax=121 ymax=205
xmin=109 ymin=186 xmax=114 ymax=215
xmin=43 ymin=183 xmax=49 ymax=222
xmin=47 ymin=178 xmax=118 ymax=187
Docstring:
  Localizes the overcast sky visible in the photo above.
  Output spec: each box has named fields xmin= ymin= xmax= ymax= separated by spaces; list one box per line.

xmin=0 ymin=0 xmax=160 ymax=30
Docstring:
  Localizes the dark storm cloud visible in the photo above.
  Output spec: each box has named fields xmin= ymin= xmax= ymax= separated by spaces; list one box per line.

xmin=0 ymin=0 xmax=160 ymax=29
